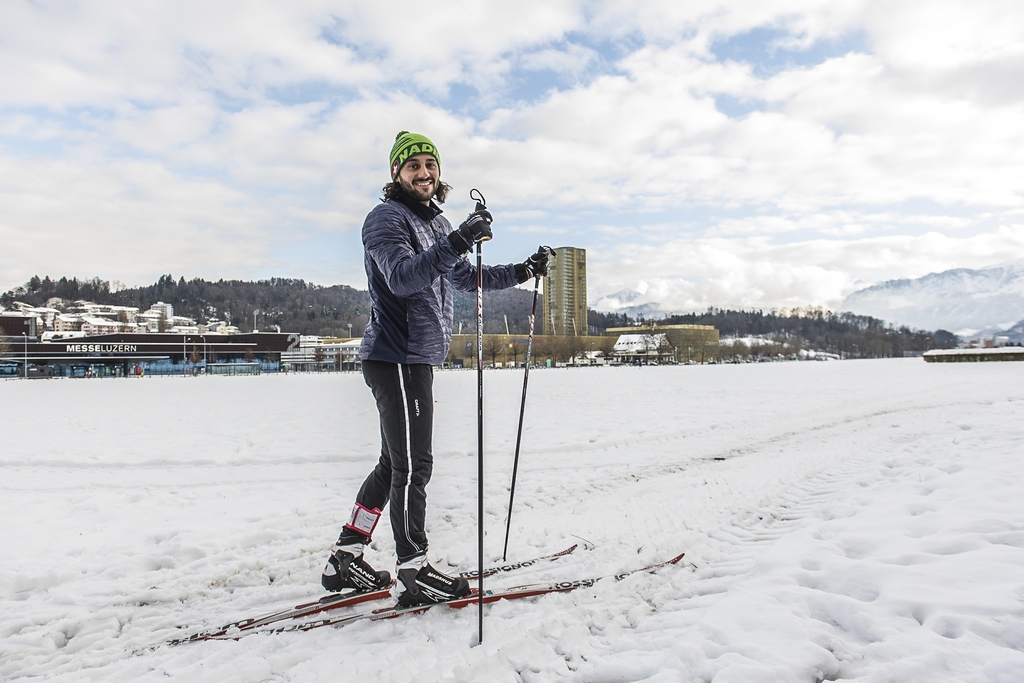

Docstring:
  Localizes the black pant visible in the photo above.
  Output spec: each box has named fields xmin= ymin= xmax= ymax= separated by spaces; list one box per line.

xmin=338 ymin=360 xmax=434 ymax=564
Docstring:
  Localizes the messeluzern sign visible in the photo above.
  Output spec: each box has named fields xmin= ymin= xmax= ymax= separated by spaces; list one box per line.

xmin=65 ymin=344 xmax=139 ymax=353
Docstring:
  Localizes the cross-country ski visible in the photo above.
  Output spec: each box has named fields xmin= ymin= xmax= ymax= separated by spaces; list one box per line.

xmin=203 ymin=551 xmax=685 ymax=640
xmin=165 ymin=544 xmax=577 ymax=645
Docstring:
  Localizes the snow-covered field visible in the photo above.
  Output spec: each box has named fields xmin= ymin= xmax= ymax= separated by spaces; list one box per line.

xmin=2 ymin=359 xmax=1023 ymax=682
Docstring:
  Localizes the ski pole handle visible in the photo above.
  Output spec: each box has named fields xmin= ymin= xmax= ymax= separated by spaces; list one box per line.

xmin=470 ymin=188 xmax=487 ymax=213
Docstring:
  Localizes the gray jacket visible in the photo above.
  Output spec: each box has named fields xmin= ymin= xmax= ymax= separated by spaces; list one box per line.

xmin=360 ymin=198 xmax=517 ymax=365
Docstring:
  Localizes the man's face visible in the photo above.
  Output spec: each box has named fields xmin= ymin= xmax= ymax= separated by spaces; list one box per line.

xmin=396 ymin=153 xmax=440 ymax=204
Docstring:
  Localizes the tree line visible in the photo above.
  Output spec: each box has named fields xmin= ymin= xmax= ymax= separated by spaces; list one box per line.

xmin=659 ymin=307 xmax=957 ymax=358
xmin=2 ymin=275 xmax=543 ymax=338
xmin=3 ymin=276 xmax=956 ymax=355
xmin=3 ymin=275 xmax=371 ymax=337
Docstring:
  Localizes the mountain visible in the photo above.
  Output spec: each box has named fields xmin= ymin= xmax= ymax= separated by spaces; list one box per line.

xmin=590 ymin=288 xmax=670 ymax=320
xmin=993 ymin=318 xmax=1024 ymax=345
xmin=840 ymin=260 xmax=1024 ymax=336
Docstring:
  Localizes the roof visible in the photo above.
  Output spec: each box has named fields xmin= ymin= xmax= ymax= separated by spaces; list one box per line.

xmin=614 ymin=333 xmax=666 ymax=351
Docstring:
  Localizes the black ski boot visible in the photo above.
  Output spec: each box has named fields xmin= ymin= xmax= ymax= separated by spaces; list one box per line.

xmin=321 ymin=546 xmax=391 ymax=592
xmin=396 ymin=559 xmax=471 ymax=606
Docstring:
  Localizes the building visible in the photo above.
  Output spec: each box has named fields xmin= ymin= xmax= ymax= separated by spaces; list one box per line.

xmin=280 ymin=338 xmax=362 ymax=372
xmin=54 ymin=314 xmax=83 ymax=332
xmin=613 ymin=333 xmax=671 ymax=364
xmin=8 ymin=302 xmax=61 ymax=329
xmin=0 ymin=311 xmax=40 ymax=337
xmin=543 ymin=246 xmax=587 ymax=336
xmin=80 ymin=317 xmax=122 ymax=336
xmin=149 ymin=301 xmax=174 ymax=320
xmin=9 ymin=299 xmax=187 ymax=335
xmin=1 ymin=332 xmax=293 ymax=378
xmin=604 ymin=324 xmax=720 ymax=363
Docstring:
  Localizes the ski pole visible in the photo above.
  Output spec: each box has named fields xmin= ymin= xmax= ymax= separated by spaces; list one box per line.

xmin=470 ymin=188 xmax=487 ymax=645
xmin=502 ymin=257 xmax=544 ymax=561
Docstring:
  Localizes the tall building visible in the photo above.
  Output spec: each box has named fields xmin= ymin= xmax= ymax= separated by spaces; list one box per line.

xmin=543 ymin=246 xmax=588 ymax=336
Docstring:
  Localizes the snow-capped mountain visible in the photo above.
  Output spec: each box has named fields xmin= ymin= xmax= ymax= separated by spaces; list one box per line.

xmin=590 ymin=287 xmax=668 ymax=320
xmin=993 ymin=318 xmax=1024 ymax=344
xmin=840 ymin=260 xmax=1024 ymax=335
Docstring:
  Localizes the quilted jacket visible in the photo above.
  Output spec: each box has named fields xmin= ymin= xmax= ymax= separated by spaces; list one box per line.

xmin=359 ymin=197 xmax=518 ymax=365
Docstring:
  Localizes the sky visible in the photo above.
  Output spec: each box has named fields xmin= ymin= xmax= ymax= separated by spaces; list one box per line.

xmin=1 ymin=0 xmax=1023 ymax=313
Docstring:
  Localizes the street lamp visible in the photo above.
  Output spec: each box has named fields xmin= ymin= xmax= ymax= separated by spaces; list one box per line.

xmin=23 ymin=331 xmax=28 ymax=379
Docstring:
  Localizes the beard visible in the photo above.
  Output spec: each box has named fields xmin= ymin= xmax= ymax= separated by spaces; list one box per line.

xmin=383 ymin=179 xmax=451 ymax=204
xmin=397 ymin=175 xmax=438 ymax=202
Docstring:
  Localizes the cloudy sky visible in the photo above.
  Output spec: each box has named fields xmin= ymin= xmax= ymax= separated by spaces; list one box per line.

xmin=2 ymin=0 xmax=1023 ymax=313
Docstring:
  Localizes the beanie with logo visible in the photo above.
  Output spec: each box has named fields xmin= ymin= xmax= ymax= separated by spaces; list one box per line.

xmin=389 ymin=131 xmax=440 ymax=180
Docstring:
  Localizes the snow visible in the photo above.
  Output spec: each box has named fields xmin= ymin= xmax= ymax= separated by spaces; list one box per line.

xmin=2 ymin=360 xmax=1023 ymax=682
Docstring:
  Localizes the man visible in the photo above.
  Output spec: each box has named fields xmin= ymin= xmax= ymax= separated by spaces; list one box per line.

xmin=321 ymin=131 xmax=550 ymax=606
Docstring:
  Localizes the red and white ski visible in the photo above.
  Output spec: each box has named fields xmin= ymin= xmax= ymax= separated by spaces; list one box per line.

xmin=166 ymin=544 xmax=577 ymax=645
xmin=208 ymin=551 xmax=685 ymax=640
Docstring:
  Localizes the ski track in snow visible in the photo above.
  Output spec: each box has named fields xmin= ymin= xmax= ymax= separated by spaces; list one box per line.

xmin=1 ymin=360 xmax=1023 ymax=681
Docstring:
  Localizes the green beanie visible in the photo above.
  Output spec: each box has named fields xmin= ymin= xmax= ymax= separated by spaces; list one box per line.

xmin=389 ymin=131 xmax=440 ymax=180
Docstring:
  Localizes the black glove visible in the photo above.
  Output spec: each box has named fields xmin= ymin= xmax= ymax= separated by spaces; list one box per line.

xmin=515 ymin=246 xmax=552 ymax=283
xmin=449 ymin=210 xmax=493 ymax=254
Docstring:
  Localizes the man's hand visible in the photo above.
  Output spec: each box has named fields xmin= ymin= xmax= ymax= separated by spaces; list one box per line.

xmin=449 ymin=210 xmax=493 ymax=254
xmin=515 ymin=246 xmax=553 ymax=283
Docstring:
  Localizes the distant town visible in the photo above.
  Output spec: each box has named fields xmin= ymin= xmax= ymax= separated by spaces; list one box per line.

xmin=3 ymin=298 xmax=249 ymax=337
xmin=1 ymin=264 xmax=992 ymax=379
xmin=0 ymin=293 xmax=725 ymax=378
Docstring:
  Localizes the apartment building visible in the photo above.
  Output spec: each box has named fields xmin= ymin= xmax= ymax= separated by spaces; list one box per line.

xmin=543 ymin=246 xmax=588 ymax=336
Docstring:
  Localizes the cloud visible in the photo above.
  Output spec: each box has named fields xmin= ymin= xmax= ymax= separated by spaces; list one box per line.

xmin=589 ymin=221 xmax=1024 ymax=313
xmin=0 ymin=157 xmax=266 ymax=283
xmin=520 ymin=43 xmax=599 ymax=77
xmin=470 ymin=40 xmax=1024 ymax=212
xmin=1 ymin=0 xmax=1023 ymax=313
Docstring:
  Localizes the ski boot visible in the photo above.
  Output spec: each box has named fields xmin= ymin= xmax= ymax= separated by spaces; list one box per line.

xmin=396 ymin=556 xmax=471 ymax=606
xmin=321 ymin=544 xmax=391 ymax=592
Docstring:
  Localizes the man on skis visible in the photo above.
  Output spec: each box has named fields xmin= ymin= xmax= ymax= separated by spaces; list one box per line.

xmin=321 ymin=131 xmax=550 ymax=606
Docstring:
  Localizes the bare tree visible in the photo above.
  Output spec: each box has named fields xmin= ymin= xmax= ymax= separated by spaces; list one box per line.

xmin=763 ymin=338 xmax=784 ymax=360
xmin=596 ymin=335 xmax=616 ymax=356
xmin=508 ymin=337 xmax=523 ymax=367
xmin=727 ymin=339 xmax=747 ymax=363
xmin=547 ymin=335 xmax=569 ymax=363
xmin=564 ymin=335 xmax=589 ymax=364
xmin=697 ymin=334 xmax=719 ymax=364
xmin=483 ymin=335 xmax=505 ymax=367
xmin=782 ymin=336 xmax=802 ymax=358
xmin=530 ymin=337 xmax=548 ymax=366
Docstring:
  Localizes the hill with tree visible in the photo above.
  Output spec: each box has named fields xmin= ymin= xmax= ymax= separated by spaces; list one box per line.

xmin=3 ymin=276 xmax=957 ymax=355
xmin=658 ymin=307 xmax=958 ymax=358
xmin=2 ymin=275 xmax=542 ymax=338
